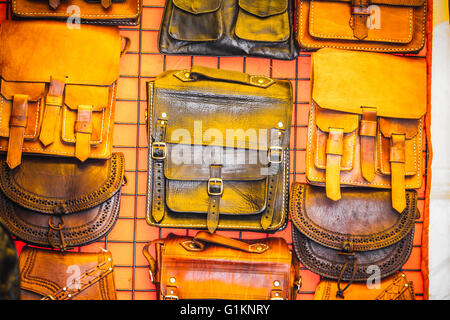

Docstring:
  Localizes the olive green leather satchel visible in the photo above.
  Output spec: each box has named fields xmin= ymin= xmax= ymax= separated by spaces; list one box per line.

xmin=146 ymin=66 xmax=292 ymax=233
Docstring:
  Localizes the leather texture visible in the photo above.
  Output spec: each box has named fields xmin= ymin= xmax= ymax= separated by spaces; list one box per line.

xmin=142 ymin=231 xmax=301 ymax=300
xmin=158 ymin=0 xmax=298 ymax=60
xmin=290 ymin=183 xmax=418 ymax=298
xmin=0 ymin=20 xmax=122 ymax=168
xmin=0 ymin=223 xmax=20 ymax=300
xmin=0 ymin=153 xmax=125 ymax=250
xmin=12 ymin=0 xmax=142 ymax=25
xmin=314 ymin=272 xmax=416 ymax=300
xmin=19 ymin=246 xmax=117 ymax=300
xmin=146 ymin=66 xmax=292 ymax=232
xmin=297 ymin=0 xmax=427 ymax=53
xmin=306 ymin=48 xmax=427 ymax=212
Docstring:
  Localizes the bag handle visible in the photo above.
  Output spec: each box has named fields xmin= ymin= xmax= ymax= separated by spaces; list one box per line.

xmin=174 ymin=66 xmax=275 ymax=88
xmin=142 ymin=239 xmax=164 ymax=284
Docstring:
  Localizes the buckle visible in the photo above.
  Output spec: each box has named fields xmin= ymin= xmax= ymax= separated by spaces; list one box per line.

xmin=151 ymin=142 xmax=166 ymax=160
xmin=207 ymin=178 xmax=223 ymax=196
xmin=268 ymin=146 xmax=283 ymax=164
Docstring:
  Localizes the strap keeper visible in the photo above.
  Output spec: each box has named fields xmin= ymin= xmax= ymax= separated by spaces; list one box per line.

xmin=268 ymin=146 xmax=283 ymax=164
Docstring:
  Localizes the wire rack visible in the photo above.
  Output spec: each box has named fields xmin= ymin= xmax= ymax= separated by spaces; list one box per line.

xmin=0 ymin=0 xmax=428 ymax=300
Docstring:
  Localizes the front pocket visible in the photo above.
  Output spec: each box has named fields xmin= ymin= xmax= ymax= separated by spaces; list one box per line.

xmin=235 ymin=0 xmax=290 ymax=42
xmin=168 ymin=0 xmax=223 ymax=41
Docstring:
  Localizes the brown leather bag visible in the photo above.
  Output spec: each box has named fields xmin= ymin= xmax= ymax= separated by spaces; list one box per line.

xmin=11 ymin=0 xmax=142 ymax=25
xmin=0 ymin=153 xmax=125 ymax=250
xmin=290 ymin=183 xmax=418 ymax=299
xmin=314 ymin=272 xmax=416 ymax=300
xmin=297 ymin=0 xmax=427 ymax=53
xmin=19 ymin=246 xmax=117 ymax=300
xmin=142 ymin=231 xmax=301 ymax=300
xmin=306 ymin=48 xmax=427 ymax=213
xmin=0 ymin=20 xmax=123 ymax=169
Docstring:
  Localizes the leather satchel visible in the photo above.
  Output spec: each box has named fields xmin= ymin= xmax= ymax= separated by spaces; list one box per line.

xmin=306 ymin=48 xmax=427 ymax=213
xmin=0 ymin=223 xmax=20 ymax=300
xmin=297 ymin=0 xmax=427 ymax=53
xmin=314 ymin=272 xmax=415 ymax=300
xmin=142 ymin=231 xmax=301 ymax=300
xmin=290 ymin=183 xmax=418 ymax=299
xmin=158 ymin=0 xmax=298 ymax=60
xmin=11 ymin=0 xmax=142 ymax=25
xmin=0 ymin=20 xmax=123 ymax=169
xmin=0 ymin=153 xmax=125 ymax=250
xmin=146 ymin=66 xmax=292 ymax=233
xmin=19 ymin=246 xmax=117 ymax=300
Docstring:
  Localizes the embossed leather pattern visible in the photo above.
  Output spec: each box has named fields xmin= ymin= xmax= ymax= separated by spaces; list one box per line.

xmin=146 ymin=66 xmax=292 ymax=232
xmin=0 ymin=153 xmax=125 ymax=250
xmin=0 ymin=223 xmax=19 ymax=300
xmin=19 ymin=247 xmax=117 ymax=300
xmin=12 ymin=0 xmax=142 ymax=25
xmin=142 ymin=232 xmax=301 ymax=300
xmin=158 ymin=0 xmax=298 ymax=60
xmin=297 ymin=0 xmax=427 ymax=52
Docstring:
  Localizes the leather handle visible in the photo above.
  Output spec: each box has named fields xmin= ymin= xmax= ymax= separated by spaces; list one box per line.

xmin=120 ymin=36 xmax=131 ymax=57
xmin=190 ymin=231 xmax=270 ymax=254
xmin=142 ymin=240 xmax=164 ymax=284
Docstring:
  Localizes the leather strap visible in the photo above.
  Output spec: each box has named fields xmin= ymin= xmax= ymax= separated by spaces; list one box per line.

xmin=325 ymin=128 xmax=344 ymax=201
xmin=351 ymin=0 xmax=370 ymax=40
xmin=142 ymin=240 xmax=165 ymax=284
xmin=39 ymin=76 xmax=66 ymax=147
xmin=390 ymin=134 xmax=407 ymax=213
xmin=192 ymin=231 xmax=270 ymax=254
xmin=360 ymin=107 xmax=377 ymax=182
xmin=74 ymin=105 xmax=93 ymax=162
xmin=206 ymin=165 xmax=222 ymax=233
xmin=48 ymin=0 xmax=61 ymax=10
xmin=152 ymin=119 xmax=168 ymax=223
xmin=101 ymin=0 xmax=112 ymax=9
xmin=7 ymin=94 xmax=28 ymax=169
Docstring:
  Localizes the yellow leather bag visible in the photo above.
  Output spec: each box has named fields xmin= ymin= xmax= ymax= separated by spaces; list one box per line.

xmin=306 ymin=48 xmax=427 ymax=213
xmin=0 ymin=20 xmax=123 ymax=169
xmin=297 ymin=0 xmax=427 ymax=53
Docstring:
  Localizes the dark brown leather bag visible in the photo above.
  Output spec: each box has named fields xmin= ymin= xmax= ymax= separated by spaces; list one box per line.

xmin=0 ymin=153 xmax=125 ymax=251
xmin=143 ymin=231 xmax=301 ymax=300
xmin=290 ymin=183 xmax=418 ymax=299
xmin=19 ymin=246 xmax=117 ymax=300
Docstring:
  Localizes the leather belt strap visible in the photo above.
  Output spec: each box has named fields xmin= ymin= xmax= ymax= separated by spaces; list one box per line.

xmin=7 ymin=94 xmax=29 ymax=169
xmin=207 ymin=165 xmax=222 ymax=233
xmin=48 ymin=0 xmax=61 ymax=10
xmin=151 ymin=119 xmax=168 ymax=223
xmin=351 ymin=0 xmax=370 ymax=40
xmin=325 ymin=128 xmax=344 ymax=201
xmin=390 ymin=134 xmax=407 ymax=213
xmin=142 ymin=239 xmax=165 ymax=284
xmin=101 ymin=0 xmax=112 ymax=9
xmin=39 ymin=76 xmax=66 ymax=147
xmin=74 ymin=105 xmax=93 ymax=162
xmin=360 ymin=107 xmax=377 ymax=182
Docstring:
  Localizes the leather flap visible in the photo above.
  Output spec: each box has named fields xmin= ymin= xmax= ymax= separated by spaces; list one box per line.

xmin=0 ymin=153 xmax=124 ymax=214
xmin=64 ymin=85 xmax=110 ymax=112
xmin=172 ymin=0 xmax=221 ymax=14
xmin=238 ymin=0 xmax=288 ymax=17
xmin=311 ymin=0 xmax=425 ymax=6
xmin=0 ymin=80 xmax=45 ymax=102
xmin=290 ymin=183 xmax=418 ymax=251
xmin=0 ymin=21 xmax=121 ymax=86
xmin=315 ymin=106 xmax=359 ymax=133
xmin=379 ymin=117 xmax=419 ymax=139
xmin=312 ymin=48 xmax=427 ymax=120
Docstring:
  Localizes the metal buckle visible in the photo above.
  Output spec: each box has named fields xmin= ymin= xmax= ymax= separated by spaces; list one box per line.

xmin=207 ymin=178 xmax=223 ymax=196
xmin=268 ymin=146 xmax=283 ymax=164
xmin=151 ymin=142 xmax=166 ymax=160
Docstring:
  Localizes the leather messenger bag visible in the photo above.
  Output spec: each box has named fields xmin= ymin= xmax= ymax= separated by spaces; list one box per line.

xmin=19 ymin=246 xmax=117 ymax=300
xmin=158 ymin=0 xmax=298 ymax=60
xmin=142 ymin=231 xmax=301 ymax=300
xmin=297 ymin=0 xmax=427 ymax=53
xmin=11 ymin=0 xmax=142 ymax=25
xmin=306 ymin=48 xmax=427 ymax=213
xmin=290 ymin=183 xmax=418 ymax=299
xmin=0 ymin=20 xmax=124 ymax=169
xmin=0 ymin=153 xmax=125 ymax=251
xmin=146 ymin=66 xmax=292 ymax=233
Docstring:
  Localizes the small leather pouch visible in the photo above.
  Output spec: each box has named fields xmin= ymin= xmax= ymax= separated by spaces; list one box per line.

xmin=143 ymin=231 xmax=301 ymax=300
xmin=12 ymin=0 xmax=142 ymax=25
xmin=0 ymin=153 xmax=125 ymax=250
xmin=297 ymin=0 xmax=427 ymax=53
xmin=158 ymin=0 xmax=298 ymax=60
xmin=19 ymin=246 xmax=117 ymax=300
xmin=0 ymin=20 xmax=123 ymax=169
xmin=146 ymin=66 xmax=292 ymax=233
xmin=314 ymin=272 xmax=415 ymax=300
xmin=0 ymin=223 xmax=20 ymax=300
xmin=306 ymin=48 xmax=427 ymax=212
xmin=290 ymin=183 xmax=418 ymax=299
